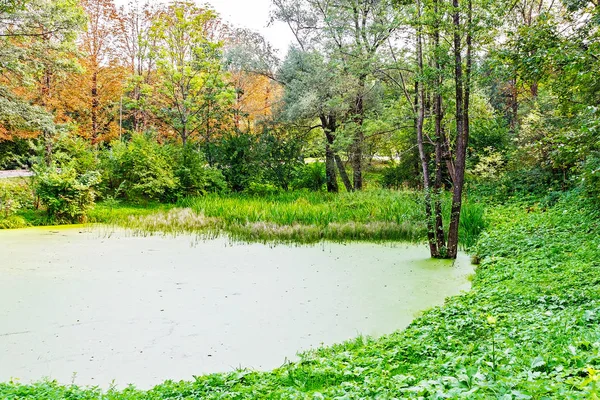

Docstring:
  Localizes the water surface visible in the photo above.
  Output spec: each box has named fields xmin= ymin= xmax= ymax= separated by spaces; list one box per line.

xmin=0 ymin=227 xmax=472 ymax=389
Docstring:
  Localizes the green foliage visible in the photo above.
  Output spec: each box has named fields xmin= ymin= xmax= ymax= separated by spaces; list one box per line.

xmin=291 ymin=162 xmax=327 ymax=192
xmin=51 ymin=133 xmax=97 ymax=174
xmin=380 ymin=161 xmax=420 ymax=189
xmin=582 ymin=153 xmax=600 ymax=204
xmin=256 ymin=132 xmax=304 ymax=190
xmin=0 ymin=138 xmax=32 ymax=169
xmin=35 ymin=167 xmax=100 ymax=222
xmin=470 ymin=167 xmax=561 ymax=203
xmin=214 ymin=133 xmax=259 ymax=192
xmin=101 ymin=135 xmax=178 ymax=202
xmin=214 ymin=132 xmax=303 ymax=192
xmin=245 ymin=182 xmax=281 ymax=197
xmin=172 ymin=145 xmax=226 ymax=198
xmin=0 ymin=178 xmax=34 ymax=219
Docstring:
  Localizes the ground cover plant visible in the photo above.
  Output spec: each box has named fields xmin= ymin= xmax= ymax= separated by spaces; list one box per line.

xmin=1 ymin=190 xmax=597 ymax=399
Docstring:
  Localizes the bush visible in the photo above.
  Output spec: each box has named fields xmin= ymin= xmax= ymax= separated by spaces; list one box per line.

xmin=245 ymin=182 xmax=281 ymax=196
xmin=214 ymin=133 xmax=259 ymax=192
xmin=172 ymin=145 xmax=227 ymax=198
xmin=52 ymin=134 xmax=97 ymax=175
xmin=213 ymin=132 xmax=303 ymax=192
xmin=0 ymin=179 xmax=35 ymax=218
xmin=35 ymin=167 xmax=101 ymax=222
xmin=292 ymin=162 xmax=326 ymax=191
xmin=101 ymin=134 xmax=177 ymax=202
xmin=582 ymin=153 xmax=600 ymax=203
xmin=256 ymin=133 xmax=304 ymax=190
xmin=0 ymin=138 xmax=33 ymax=169
xmin=380 ymin=161 xmax=421 ymax=189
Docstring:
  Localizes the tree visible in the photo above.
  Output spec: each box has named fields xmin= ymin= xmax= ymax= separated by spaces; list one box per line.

xmin=116 ymin=0 xmax=158 ymax=133
xmin=272 ymin=0 xmax=401 ymax=190
xmin=224 ymin=28 xmax=283 ymax=136
xmin=149 ymin=1 xmax=234 ymax=146
xmin=0 ymin=0 xmax=84 ymax=162
xmin=277 ymin=48 xmax=353 ymax=192
xmin=77 ymin=0 xmax=124 ymax=143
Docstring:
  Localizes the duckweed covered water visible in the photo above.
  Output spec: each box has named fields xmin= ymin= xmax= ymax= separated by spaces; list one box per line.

xmin=0 ymin=227 xmax=472 ymax=389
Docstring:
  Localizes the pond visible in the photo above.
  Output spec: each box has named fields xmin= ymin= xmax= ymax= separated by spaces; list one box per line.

xmin=0 ymin=227 xmax=472 ymax=389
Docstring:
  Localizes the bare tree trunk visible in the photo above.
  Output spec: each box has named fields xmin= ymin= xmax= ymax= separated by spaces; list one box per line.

xmin=320 ymin=114 xmax=339 ymax=193
xmin=335 ymin=155 xmax=353 ymax=192
xmin=447 ymin=0 xmax=471 ymax=259
xmin=509 ymin=76 xmax=518 ymax=133
xmin=416 ymin=0 xmax=439 ymax=258
xmin=352 ymin=75 xmax=366 ymax=191
xmin=91 ymin=69 xmax=99 ymax=143
xmin=433 ymin=0 xmax=446 ymax=254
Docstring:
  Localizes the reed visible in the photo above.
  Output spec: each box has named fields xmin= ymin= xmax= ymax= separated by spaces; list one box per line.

xmin=90 ymin=189 xmax=484 ymax=246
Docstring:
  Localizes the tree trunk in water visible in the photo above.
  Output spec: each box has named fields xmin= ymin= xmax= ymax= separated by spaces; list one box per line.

xmin=447 ymin=0 xmax=472 ymax=259
xmin=433 ymin=0 xmax=446 ymax=254
xmin=416 ymin=0 xmax=439 ymax=258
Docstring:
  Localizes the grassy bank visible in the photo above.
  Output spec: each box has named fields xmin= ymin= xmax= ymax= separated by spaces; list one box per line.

xmin=1 ymin=177 xmax=485 ymax=246
xmin=1 ymin=191 xmax=598 ymax=398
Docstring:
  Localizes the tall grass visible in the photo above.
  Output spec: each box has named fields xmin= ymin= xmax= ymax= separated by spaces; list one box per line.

xmin=90 ymin=189 xmax=485 ymax=246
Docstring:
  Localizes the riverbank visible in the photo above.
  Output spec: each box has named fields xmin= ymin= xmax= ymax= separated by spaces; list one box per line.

xmin=1 ymin=191 xmax=598 ymax=398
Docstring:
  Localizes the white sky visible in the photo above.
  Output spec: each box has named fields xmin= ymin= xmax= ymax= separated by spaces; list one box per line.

xmin=114 ymin=0 xmax=295 ymax=55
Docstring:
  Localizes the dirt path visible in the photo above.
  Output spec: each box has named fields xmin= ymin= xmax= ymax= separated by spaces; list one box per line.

xmin=0 ymin=170 xmax=34 ymax=179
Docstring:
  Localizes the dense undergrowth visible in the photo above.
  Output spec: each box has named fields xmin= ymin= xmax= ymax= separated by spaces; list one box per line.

xmin=1 ymin=191 xmax=598 ymax=398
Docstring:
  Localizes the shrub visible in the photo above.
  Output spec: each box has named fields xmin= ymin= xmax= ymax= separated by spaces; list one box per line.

xmin=214 ymin=133 xmax=260 ymax=192
xmin=0 ymin=179 xmax=35 ymax=218
xmin=101 ymin=134 xmax=177 ymax=202
xmin=256 ymin=133 xmax=304 ymax=190
xmin=292 ymin=162 xmax=326 ymax=191
xmin=0 ymin=138 xmax=33 ymax=169
xmin=582 ymin=153 xmax=600 ymax=203
xmin=380 ymin=161 xmax=421 ymax=189
xmin=246 ymin=182 xmax=281 ymax=196
xmin=172 ymin=145 xmax=227 ymax=198
xmin=35 ymin=167 xmax=101 ymax=222
xmin=52 ymin=134 xmax=96 ymax=175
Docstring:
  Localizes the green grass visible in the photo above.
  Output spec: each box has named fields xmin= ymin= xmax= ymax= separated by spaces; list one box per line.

xmin=86 ymin=190 xmax=485 ymax=246
xmin=1 ymin=184 xmax=485 ymax=247
xmin=1 ymin=190 xmax=599 ymax=398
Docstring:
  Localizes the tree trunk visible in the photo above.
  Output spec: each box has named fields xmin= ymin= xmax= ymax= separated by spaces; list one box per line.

xmin=352 ymin=75 xmax=366 ymax=191
xmin=416 ymin=0 xmax=439 ymax=258
xmin=433 ymin=0 xmax=446 ymax=254
xmin=91 ymin=69 xmax=99 ymax=143
xmin=335 ymin=155 xmax=353 ymax=192
xmin=447 ymin=0 xmax=472 ymax=259
xmin=320 ymin=114 xmax=339 ymax=193
xmin=325 ymin=143 xmax=339 ymax=193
